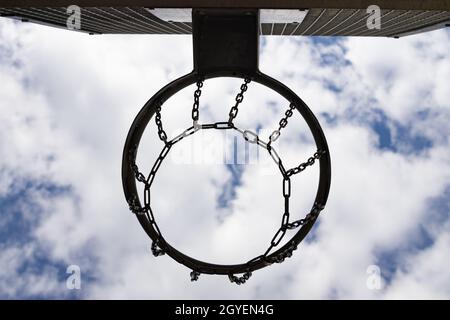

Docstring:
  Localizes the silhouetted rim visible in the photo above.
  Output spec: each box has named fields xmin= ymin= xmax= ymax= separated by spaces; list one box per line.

xmin=122 ymin=70 xmax=331 ymax=275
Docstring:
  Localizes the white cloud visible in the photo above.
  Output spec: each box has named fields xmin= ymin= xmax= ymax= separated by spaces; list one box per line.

xmin=0 ymin=245 xmax=63 ymax=297
xmin=384 ymin=231 xmax=450 ymax=299
xmin=345 ymin=31 xmax=450 ymax=120
xmin=0 ymin=19 xmax=449 ymax=299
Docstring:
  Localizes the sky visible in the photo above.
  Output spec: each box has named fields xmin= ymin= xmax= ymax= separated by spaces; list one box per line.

xmin=0 ymin=18 xmax=449 ymax=299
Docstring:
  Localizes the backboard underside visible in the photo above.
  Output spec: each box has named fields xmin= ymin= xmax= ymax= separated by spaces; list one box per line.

xmin=0 ymin=1 xmax=449 ymax=37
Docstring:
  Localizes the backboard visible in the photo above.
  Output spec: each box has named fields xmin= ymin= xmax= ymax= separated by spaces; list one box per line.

xmin=0 ymin=0 xmax=449 ymax=37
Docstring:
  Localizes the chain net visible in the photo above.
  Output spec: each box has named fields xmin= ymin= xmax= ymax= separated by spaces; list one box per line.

xmin=128 ymin=79 xmax=326 ymax=284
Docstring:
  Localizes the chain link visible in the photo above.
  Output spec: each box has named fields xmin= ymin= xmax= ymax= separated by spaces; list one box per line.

xmin=286 ymin=202 xmax=325 ymax=230
xmin=261 ymin=202 xmax=325 ymax=264
xmin=128 ymin=147 xmax=149 ymax=216
xmin=131 ymin=163 xmax=146 ymax=184
xmin=228 ymin=78 xmax=251 ymax=124
xmin=127 ymin=195 xmax=147 ymax=215
xmin=146 ymin=142 xmax=173 ymax=186
xmin=171 ymin=126 xmax=200 ymax=144
xmin=265 ymin=241 xmax=298 ymax=264
xmin=243 ymin=129 xmax=259 ymax=144
xmin=192 ymin=81 xmax=203 ymax=125
xmin=268 ymin=103 xmax=296 ymax=145
xmin=228 ymin=271 xmax=252 ymax=285
xmin=129 ymin=145 xmax=170 ymax=256
xmin=286 ymin=150 xmax=327 ymax=177
xmin=151 ymin=239 xmax=165 ymax=257
xmin=190 ymin=271 xmax=201 ymax=282
xmin=155 ymin=106 xmax=168 ymax=144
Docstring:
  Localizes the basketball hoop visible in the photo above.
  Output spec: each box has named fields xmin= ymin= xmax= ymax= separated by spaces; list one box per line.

xmin=122 ymin=64 xmax=331 ymax=284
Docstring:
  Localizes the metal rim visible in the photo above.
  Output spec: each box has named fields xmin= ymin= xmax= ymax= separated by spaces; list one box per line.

xmin=122 ymin=70 xmax=331 ymax=275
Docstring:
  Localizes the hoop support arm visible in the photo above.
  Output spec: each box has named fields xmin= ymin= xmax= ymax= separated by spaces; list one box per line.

xmin=192 ymin=9 xmax=259 ymax=78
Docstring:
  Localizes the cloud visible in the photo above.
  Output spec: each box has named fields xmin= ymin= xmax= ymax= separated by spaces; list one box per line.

xmin=0 ymin=18 xmax=449 ymax=299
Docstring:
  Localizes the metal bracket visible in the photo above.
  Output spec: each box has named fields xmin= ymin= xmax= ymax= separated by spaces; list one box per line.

xmin=192 ymin=9 xmax=259 ymax=78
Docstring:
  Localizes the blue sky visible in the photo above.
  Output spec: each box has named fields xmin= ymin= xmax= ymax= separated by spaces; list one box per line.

xmin=0 ymin=19 xmax=449 ymax=299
